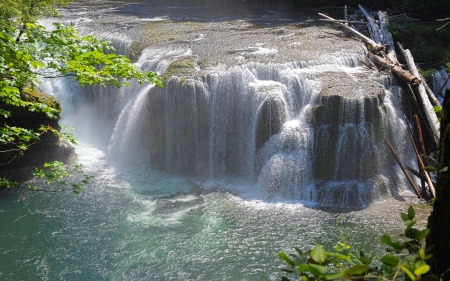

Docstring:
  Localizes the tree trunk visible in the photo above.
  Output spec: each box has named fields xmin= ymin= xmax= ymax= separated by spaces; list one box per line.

xmin=397 ymin=43 xmax=440 ymax=137
xmin=427 ymin=89 xmax=450 ymax=278
xmin=358 ymin=5 xmax=381 ymax=44
xmin=378 ymin=11 xmax=398 ymax=63
xmin=367 ymin=52 xmax=420 ymax=86
xmin=318 ymin=13 xmax=379 ymax=50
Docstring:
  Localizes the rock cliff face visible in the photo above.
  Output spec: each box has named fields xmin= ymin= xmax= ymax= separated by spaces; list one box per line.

xmin=312 ymin=72 xmax=388 ymax=180
xmin=0 ymin=87 xmax=75 ymax=183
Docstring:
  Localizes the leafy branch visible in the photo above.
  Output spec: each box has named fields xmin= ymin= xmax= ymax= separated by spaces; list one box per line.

xmin=277 ymin=206 xmax=437 ymax=281
xmin=27 ymin=161 xmax=93 ymax=194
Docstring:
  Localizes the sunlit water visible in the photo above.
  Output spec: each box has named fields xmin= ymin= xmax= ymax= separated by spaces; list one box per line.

xmin=0 ymin=146 xmax=427 ymax=280
xmin=0 ymin=1 xmax=431 ymax=280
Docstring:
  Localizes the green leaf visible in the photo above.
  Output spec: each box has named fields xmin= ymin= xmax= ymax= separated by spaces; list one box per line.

xmin=415 ymin=259 xmax=426 ymax=269
xmin=407 ymin=206 xmax=415 ymax=220
xmin=278 ymin=252 xmax=295 ymax=267
xmin=401 ymin=212 xmax=410 ymax=222
xmin=381 ymin=255 xmax=399 ymax=267
xmin=281 ymin=268 xmax=295 ymax=273
xmin=422 ymin=166 xmax=437 ymax=172
xmin=405 ymin=220 xmax=417 ymax=228
xmin=381 ymin=234 xmax=392 ymax=245
xmin=418 ymin=228 xmax=431 ymax=240
xmin=439 ymin=166 xmax=449 ymax=172
xmin=345 ymin=265 xmax=371 ymax=276
xmin=401 ymin=264 xmax=417 ymax=281
xmin=308 ymin=264 xmax=327 ymax=277
xmin=381 ymin=235 xmax=404 ymax=251
xmin=359 ymin=256 xmax=372 ymax=265
xmin=298 ymin=264 xmax=309 ymax=272
xmin=326 ymin=252 xmax=350 ymax=261
xmin=419 ymin=248 xmax=426 ymax=260
xmin=323 ymin=271 xmax=345 ymax=280
xmin=405 ymin=227 xmax=420 ymax=239
xmin=310 ymin=244 xmax=327 ymax=264
xmin=414 ymin=264 xmax=430 ymax=276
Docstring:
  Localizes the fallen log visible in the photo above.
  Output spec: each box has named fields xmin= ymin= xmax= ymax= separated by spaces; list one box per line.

xmin=388 ymin=140 xmax=422 ymax=199
xmin=319 ymin=19 xmax=368 ymax=25
xmin=407 ymin=165 xmax=437 ymax=187
xmin=318 ymin=13 xmax=380 ymax=50
xmin=413 ymin=114 xmax=437 ymax=197
xmin=358 ymin=4 xmax=382 ymax=44
xmin=406 ymin=83 xmax=439 ymax=148
xmin=410 ymin=134 xmax=436 ymax=198
xmin=418 ymin=72 xmax=441 ymax=107
xmin=378 ymin=11 xmax=398 ymax=63
xmin=397 ymin=42 xmax=440 ymax=137
xmin=367 ymin=52 xmax=421 ymax=86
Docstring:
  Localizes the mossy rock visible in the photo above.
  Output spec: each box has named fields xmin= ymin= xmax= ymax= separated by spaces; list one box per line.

xmin=21 ymin=87 xmax=61 ymax=113
xmin=161 ymin=57 xmax=197 ymax=80
xmin=0 ymin=87 xmax=74 ymax=179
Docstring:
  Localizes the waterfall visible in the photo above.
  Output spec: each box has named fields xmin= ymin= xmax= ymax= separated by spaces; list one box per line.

xmin=134 ymin=55 xmax=415 ymax=207
xmin=42 ymin=10 xmax=418 ymax=208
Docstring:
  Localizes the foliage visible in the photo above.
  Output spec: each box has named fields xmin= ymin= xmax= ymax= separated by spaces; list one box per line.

xmin=0 ymin=0 xmax=163 ymax=190
xmin=418 ymin=68 xmax=438 ymax=83
xmin=27 ymin=161 xmax=93 ymax=194
xmin=278 ymin=206 xmax=438 ymax=281
xmin=389 ymin=21 xmax=450 ymax=63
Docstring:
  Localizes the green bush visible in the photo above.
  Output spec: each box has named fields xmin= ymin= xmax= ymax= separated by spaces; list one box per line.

xmin=277 ymin=206 xmax=438 ymax=281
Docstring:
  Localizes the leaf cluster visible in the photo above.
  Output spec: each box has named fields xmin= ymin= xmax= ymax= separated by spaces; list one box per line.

xmin=278 ymin=206 xmax=437 ymax=281
xmin=28 ymin=161 xmax=93 ymax=194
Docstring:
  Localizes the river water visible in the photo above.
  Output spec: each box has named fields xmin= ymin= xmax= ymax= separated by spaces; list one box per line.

xmin=0 ymin=1 xmax=430 ymax=280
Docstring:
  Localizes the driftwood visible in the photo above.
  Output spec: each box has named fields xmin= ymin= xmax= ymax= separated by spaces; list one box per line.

xmin=407 ymin=165 xmax=437 ymax=187
xmin=319 ymin=19 xmax=368 ymax=25
xmin=367 ymin=52 xmax=420 ymax=86
xmin=413 ymin=114 xmax=437 ymax=197
xmin=418 ymin=72 xmax=441 ymax=107
xmin=378 ymin=11 xmax=398 ymax=63
xmin=406 ymin=84 xmax=439 ymax=147
xmin=318 ymin=13 xmax=380 ymax=50
xmin=388 ymin=141 xmax=422 ymax=199
xmin=397 ymin=42 xmax=440 ymax=137
xmin=410 ymin=134 xmax=436 ymax=197
xmin=318 ymin=11 xmax=423 ymax=88
xmin=358 ymin=4 xmax=382 ymax=44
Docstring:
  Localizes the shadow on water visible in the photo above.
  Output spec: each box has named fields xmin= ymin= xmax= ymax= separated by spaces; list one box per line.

xmin=71 ymin=0 xmax=352 ymax=27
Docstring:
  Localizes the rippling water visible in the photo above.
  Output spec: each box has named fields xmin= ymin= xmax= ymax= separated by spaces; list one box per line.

xmin=0 ymin=1 xmax=431 ymax=280
xmin=0 ymin=143 xmax=429 ymax=280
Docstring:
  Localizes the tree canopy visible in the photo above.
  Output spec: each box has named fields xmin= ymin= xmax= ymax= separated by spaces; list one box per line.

xmin=0 ymin=0 xmax=163 ymax=188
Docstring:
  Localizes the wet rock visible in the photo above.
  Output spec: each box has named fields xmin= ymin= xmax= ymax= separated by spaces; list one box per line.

xmin=312 ymin=72 xmax=387 ymax=181
xmin=0 ymin=87 xmax=75 ymax=183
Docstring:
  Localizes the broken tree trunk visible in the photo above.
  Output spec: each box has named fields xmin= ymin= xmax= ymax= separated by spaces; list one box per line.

xmin=367 ymin=52 xmax=421 ymax=86
xmin=397 ymin=42 xmax=440 ymax=138
xmin=358 ymin=4 xmax=382 ymax=44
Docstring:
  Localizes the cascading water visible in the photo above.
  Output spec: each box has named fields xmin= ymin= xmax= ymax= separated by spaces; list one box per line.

xmin=137 ymin=57 xmax=413 ymax=207
xmin=43 ymin=3 xmax=417 ymax=208
xmin=0 ymin=2 xmax=428 ymax=280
